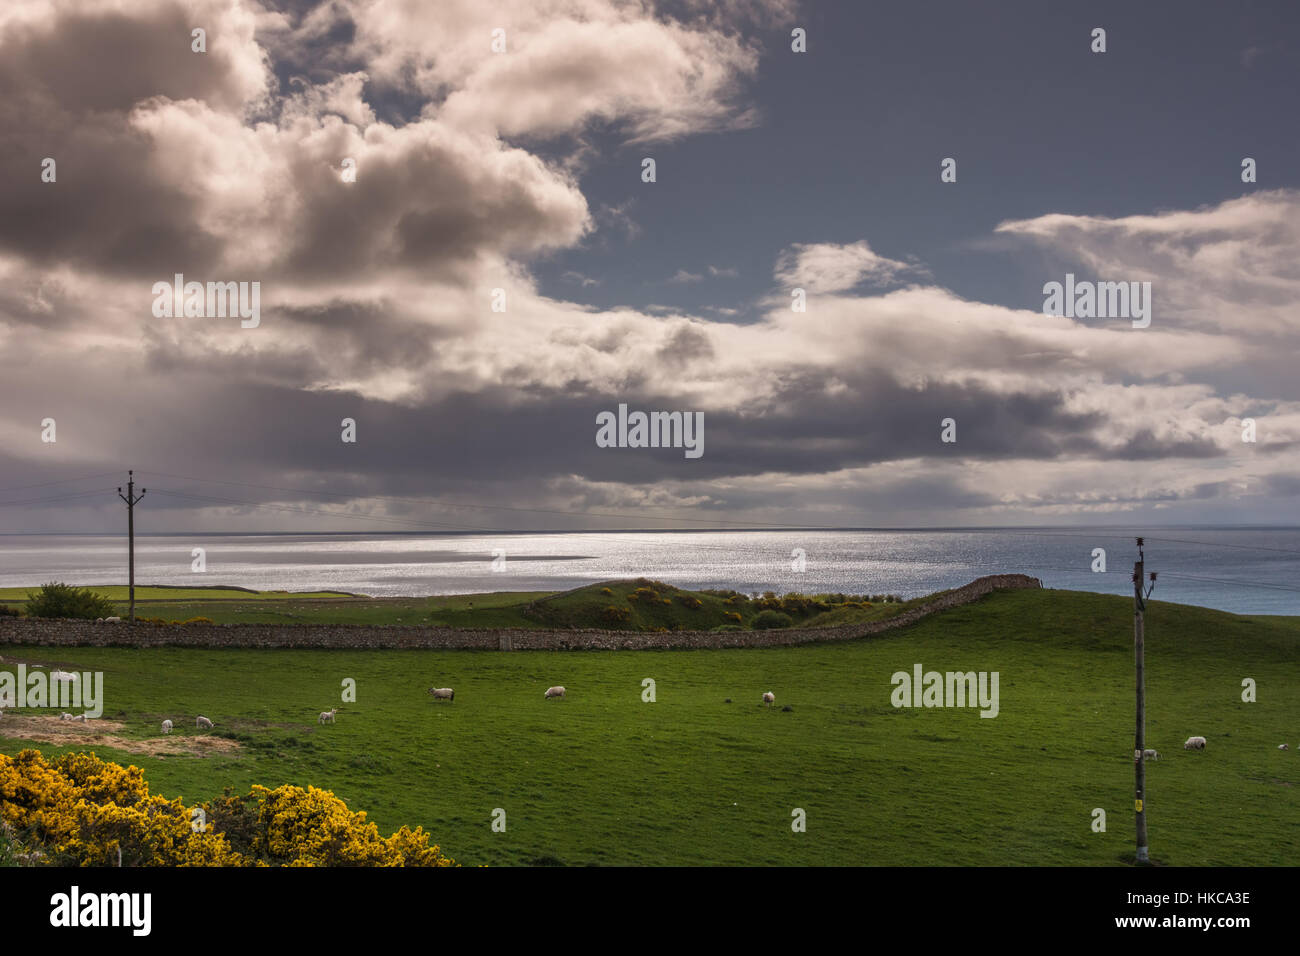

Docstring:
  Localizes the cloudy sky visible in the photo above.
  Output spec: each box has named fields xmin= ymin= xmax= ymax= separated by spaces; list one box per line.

xmin=2 ymin=0 xmax=1299 ymax=533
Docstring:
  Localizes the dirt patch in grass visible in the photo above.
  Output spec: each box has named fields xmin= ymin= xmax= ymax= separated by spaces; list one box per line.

xmin=0 ymin=714 xmax=241 ymax=757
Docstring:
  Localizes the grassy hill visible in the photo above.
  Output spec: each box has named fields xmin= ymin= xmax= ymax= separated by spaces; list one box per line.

xmin=0 ymin=579 xmax=908 ymax=629
xmin=2 ymin=586 xmax=1296 ymax=866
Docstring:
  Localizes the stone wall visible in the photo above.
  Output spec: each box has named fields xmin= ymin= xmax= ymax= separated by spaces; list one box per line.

xmin=0 ymin=574 xmax=1042 ymax=651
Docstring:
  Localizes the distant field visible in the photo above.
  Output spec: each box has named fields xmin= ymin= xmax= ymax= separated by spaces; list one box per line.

xmin=0 ymin=585 xmax=358 ymax=601
xmin=2 ymin=588 xmax=1296 ymax=866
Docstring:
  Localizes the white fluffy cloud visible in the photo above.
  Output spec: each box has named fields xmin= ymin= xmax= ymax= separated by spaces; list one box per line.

xmin=774 ymin=240 xmax=921 ymax=293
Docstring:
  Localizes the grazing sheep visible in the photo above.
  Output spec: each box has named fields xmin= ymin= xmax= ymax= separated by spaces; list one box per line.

xmin=196 ymin=715 xmax=214 ymax=730
xmin=428 ymin=687 xmax=455 ymax=702
xmin=103 ymin=616 xmax=121 ymax=623
xmin=1184 ymin=736 xmax=1207 ymax=750
xmin=318 ymin=708 xmax=338 ymax=724
xmin=161 ymin=719 xmax=173 ymax=735
xmin=50 ymin=670 xmax=77 ymax=683
xmin=762 ymin=691 xmax=775 ymax=706
xmin=71 ymin=714 xmax=87 ymax=722
xmin=1279 ymin=743 xmax=1290 ymax=750
xmin=544 ymin=686 xmax=566 ymax=699
xmin=1142 ymin=749 xmax=1160 ymax=761
xmin=59 ymin=713 xmax=74 ymax=721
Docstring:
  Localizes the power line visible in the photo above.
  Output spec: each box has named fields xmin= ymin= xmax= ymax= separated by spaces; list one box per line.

xmin=0 ymin=488 xmax=118 ymax=508
xmin=0 ymin=471 xmax=124 ymax=496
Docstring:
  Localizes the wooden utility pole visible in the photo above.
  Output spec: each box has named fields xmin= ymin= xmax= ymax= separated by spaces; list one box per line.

xmin=1132 ymin=537 xmax=1156 ymax=864
xmin=117 ymin=471 xmax=146 ymax=625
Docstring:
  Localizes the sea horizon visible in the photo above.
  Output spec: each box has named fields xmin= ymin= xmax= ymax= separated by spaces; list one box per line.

xmin=3 ymin=526 xmax=1297 ymax=615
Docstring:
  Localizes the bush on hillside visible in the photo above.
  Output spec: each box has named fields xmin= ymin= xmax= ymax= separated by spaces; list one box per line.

xmin=23 ymin=583 xmax=115 ymax=620
xmin=600 ymin=605 xmax=632 ymax=624
xmin=753 ymin=610 xmax=794 ymax=630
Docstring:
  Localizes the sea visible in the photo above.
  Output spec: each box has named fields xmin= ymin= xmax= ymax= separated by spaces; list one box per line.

xmin=1 ymin=527 xmax=1298 ymax=615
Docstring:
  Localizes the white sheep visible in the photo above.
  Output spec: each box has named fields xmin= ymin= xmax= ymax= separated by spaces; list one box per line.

xmin=544 ymin=686 xmax=566 ymax=699
xmin=196 ymin=715 xmax=214 ymax=730
xmin=1184 ymin=736 xmax=1207 ymax=750
xmin=71 ymin=714 xmax=87 ymax=722
xmin=103 ymin=616 xmax=121 ymax=623
xmin=50 ymin=670 xmax=77 ymax=682
xmin=762 ymin=691 xmax=775 ymax=706
xmin=1279 ymin=743 xmax=1290 ymax=750
xmin=1142 ymin=749 xmax=1160 ymax=761
xmin=428 ymin=687 xmax=455 ymax=701
xmin=59 ymin=712 xmax=74 ymax=721
xmin=161 ymin=719 xmax=173 ymax=735
xmin=318 ymin=708 xmax=338 ymax=724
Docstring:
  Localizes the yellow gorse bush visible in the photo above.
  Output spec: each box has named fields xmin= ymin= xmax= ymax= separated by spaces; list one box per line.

xmin=0 ymin=750 xmax=457 ymax=867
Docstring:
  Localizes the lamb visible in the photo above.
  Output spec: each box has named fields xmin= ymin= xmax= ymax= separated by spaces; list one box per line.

xmin=544 ymin=686 xmax=566 ymax=699
xmin=1184 ymin=736 xmax=1207 ymax=750
xmin=196 ymin=715 xmax=214 ymax=730
xmin=318 ymin=708 xmax=338 ymax=724
xmin=762 ymin=691 xmax=775 ymax=706
xmin=1142 ymin=749 xmax=1160 ymax=761
xmin=428 ymin=687 xmax=455 ymax=701
xmin=161 ymin=719 xmax=173 ymax=735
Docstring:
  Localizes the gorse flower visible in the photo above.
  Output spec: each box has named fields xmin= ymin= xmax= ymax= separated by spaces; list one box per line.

xmin=0 ymin=750 xmax=457 ymax=867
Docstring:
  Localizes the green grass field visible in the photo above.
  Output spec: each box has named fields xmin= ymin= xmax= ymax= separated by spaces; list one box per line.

xmin=2 ymin=587 xmax=1297 ymax=866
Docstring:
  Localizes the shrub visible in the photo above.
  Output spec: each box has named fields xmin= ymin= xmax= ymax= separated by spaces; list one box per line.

xmin=23 ymin=583 xmax=114 ymax=620
xmin=752 ymin=610 xmax=794 ymax=630
xmin=713 ymin=624 xmax=743 ymax=632
xmin=0 ymin=605 xmax=21 ymax=618
xmin=724 ymin=611 xmax=743 ymax=623
xmin=676 ymin=596 xmax=703 ymax=610
xmin=599 ymin=605 xmax=632 ymax=624
xmin=629 ymin=587 xmax=659 ymax=603
xmin=183 ymin=617 xmax=214 ymax=625
xmin=600 ymin=587 xmax=614 ymax=596
xmin=0 ymin=750 xmax=458 ymax=868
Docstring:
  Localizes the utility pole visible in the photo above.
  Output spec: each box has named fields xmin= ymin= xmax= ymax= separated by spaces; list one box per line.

xmin=1132 ymin=537 xmax=1156 ymax=864
xmin=118 ymin=471 xmax=146 ymax=625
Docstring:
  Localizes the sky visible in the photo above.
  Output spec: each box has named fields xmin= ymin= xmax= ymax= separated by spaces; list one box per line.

xmin=1 ymin=0 xmax=1299 ymax=533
